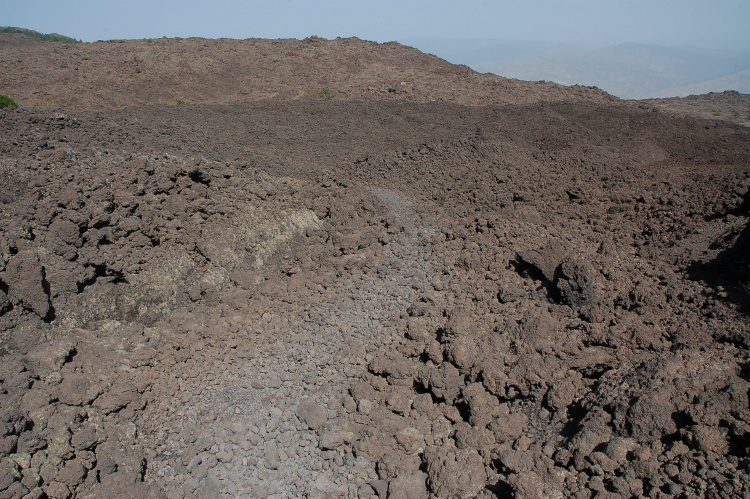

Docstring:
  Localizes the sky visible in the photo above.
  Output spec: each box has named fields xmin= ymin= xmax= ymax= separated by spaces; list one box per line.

xmin=2 ymin=0 xmax=749 ymax=50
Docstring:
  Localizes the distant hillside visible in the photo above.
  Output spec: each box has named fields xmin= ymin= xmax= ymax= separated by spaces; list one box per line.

xmin=643 ymin=90 xmax=750 ymax=127
xmin=407 ymin=39 xmax=750 ymax=99
xmin=0 ymin=35 xmax=617 ymax=110
xmin=0 ymin=26 xmax=80 ymax=44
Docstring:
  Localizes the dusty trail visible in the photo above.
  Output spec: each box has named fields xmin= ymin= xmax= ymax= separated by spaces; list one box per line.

xmin=142 ymin=186 xmax=442 ymax=498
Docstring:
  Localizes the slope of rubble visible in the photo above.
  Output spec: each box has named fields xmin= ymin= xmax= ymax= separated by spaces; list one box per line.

xmin=0 ymin=41 xmax=749 ymax=499
xmin=0 ymin=35 xmax=617 ymax=110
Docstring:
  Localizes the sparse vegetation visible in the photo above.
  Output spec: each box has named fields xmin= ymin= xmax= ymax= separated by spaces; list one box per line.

xmin=145 ymin=38 xmax=153 ymax=43
xmin=713 ymin=111 xmax=722 ymax=116
xmin=0 ymin=27 xmax=80 ymax=43
xmin=660 ymin=107 xmax=671 ymax=113
xmin=81 ymin=56 xmax=90 ymax=60
xmin=272 ymin=58 xmax=281 ymax=63
xmin=0 ymin=94 xmax=18 ymax=109
xmin=175 ymin=99 xmax=189 ymax=105
xmin=319 ymin=87 xmax=334 ymax=101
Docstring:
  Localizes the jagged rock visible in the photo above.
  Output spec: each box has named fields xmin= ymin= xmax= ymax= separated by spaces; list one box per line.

xmin=5 ymin=250 xmax=51 ymax=320
xmin=23 ymin=340 xmax=75 ymax=377
xmin=424 ymin=447 xmax=486 ymax=498
xmin=296 ymin=400 xmax=327 ymax=431
xmin=388 ymin=472 xmax=428 ymax=499
xmin=515 ymin=240 xmax=567 ymax=282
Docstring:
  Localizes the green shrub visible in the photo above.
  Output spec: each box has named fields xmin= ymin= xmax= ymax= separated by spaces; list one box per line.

xmin=0 ymin=94 xmax=18 ymax=109
xmin=319 ymin=87 xmax=334 ymax=101
xmin=175 ymin=99 xmax=189 ymax=105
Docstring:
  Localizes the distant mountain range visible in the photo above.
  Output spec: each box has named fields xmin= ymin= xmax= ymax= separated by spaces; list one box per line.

xmin=404 ymin=38 xmax=750 ymax=99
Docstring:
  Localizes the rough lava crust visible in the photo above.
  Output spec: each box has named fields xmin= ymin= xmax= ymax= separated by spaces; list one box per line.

xmin=1 ymin=35 xmax=750 ymax=499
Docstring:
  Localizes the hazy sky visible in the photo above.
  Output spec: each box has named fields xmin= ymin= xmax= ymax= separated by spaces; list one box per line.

xmin=3 ymin=0 xmax=749 ymax=50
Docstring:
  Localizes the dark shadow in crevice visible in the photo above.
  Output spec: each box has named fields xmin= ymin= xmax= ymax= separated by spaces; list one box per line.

xmin=41 ymin=268 xmax=56 ymax=323
xmin=76 ymin=264 xmax=129 ymax=293
xmin=189 ymin=169 xmax=211 ymax=186
xmin=0 ymin=277 xmax=13 ymax=318
xmin=509 ymin=258 xmax=546 ymax=283
xmin=685 ymin=190 xmax=750 ymax=313
xmin=705 ymin=189 xmax=750 ymax=221
xmin=485 ymin=477 xmax=515 ymax=498
xmin=454 ymin=399 xmax=472 ymax=424
xmin=508 ymin=258 xmax=561 ymax=304
xmin=559 ymin=400 xmax=588 ymax=439
xmin=728 ymin=427 xmax=750 ymax=457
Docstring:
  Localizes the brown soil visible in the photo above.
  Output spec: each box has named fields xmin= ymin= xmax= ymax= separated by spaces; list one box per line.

xmin=0 ymin=35 xmax=617 ymax=110
xmin=1 ymin=36 xmax=750 ymax=499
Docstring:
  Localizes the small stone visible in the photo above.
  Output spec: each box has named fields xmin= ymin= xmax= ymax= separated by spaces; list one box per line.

xmin=20 ymin=390 xmax=52 ymax=412
xmin=10 ymin=452 xmax=31 ymax=470
xmin=194 ymin=437 xmax=213 ymax=452
xmin=44 ymin=480 xmax=71 ymax=499
xmin=187 ymin=455 xmax=202 ymax=471
xmin=357 ymin=399 xmax=374 ymax=416
xmin=263 ymin=444 xmax=280 ymax=470
xmin=196 ymin=478 xmax=220 ymax=499
xmin=71 ymin=427 xmax=99 ymax=452
xmin=296 ymin=400 xmax=327 ymax=430
xmin=251 ymin=484 xmax=268 ymax=498
xmin=319 ymin=431 xmax=344 ymax=450
xmin=357 ymin=483 xmax=376 ymax=498
xmin=216 ymin=450 xmax=233 ymax=463
xmin=369 ymin=479 xmax=389 ymax=498
xmin=55 ymin=460 xmax=85 ymax=488
xmin=267 ymin=376 xmax=282 ymax=388
xmin=21 ymin=468 xmax=42 ymax=489
xmin=203 ymin=454 xmax=218 ymax=469
xmin=388 ymin=472 xmax=428 ymax=499
xmin=23 ymin=340 xmax=74 ymax=377
xmin=395 ymin=427 xmax=425 ymax=455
